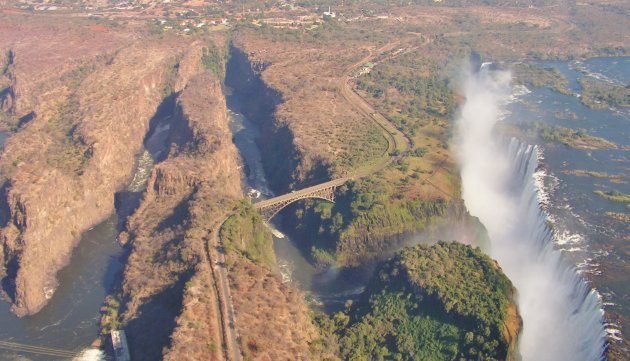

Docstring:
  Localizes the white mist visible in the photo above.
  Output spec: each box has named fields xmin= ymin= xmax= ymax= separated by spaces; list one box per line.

xmin=455 ymin=68 xmax=606 ymax=360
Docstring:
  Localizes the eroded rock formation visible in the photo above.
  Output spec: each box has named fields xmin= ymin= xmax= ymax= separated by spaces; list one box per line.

xmin=0 ymin=18 xmax=203 ymax=316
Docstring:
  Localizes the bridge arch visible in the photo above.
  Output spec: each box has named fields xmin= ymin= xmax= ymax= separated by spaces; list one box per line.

xmin=253 ymin=181 xmax=344 ymax=222
xmin=259 ymin=195 xmax=334 ymax=222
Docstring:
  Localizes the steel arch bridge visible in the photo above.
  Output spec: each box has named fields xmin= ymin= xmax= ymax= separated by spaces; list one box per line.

xmin=253 ymin=178 xmax=347 ymax=222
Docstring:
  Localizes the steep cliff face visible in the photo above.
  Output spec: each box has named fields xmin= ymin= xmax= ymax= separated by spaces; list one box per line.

xmin=0 ymin=21 xmax=203 ymax=316
xmin=225 ymin=45 xmax=330 ymax=193
xmin=334 ymin=199 xmax=491 ymax=266
xmin=112 ymin=69 xmax=241 ymax=360
xmin=283 ymin=177 xmax=490 ymax=270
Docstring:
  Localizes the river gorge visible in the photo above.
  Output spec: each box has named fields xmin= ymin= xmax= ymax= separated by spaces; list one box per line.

xmin=0 ymin=41 xmax=626 ymax=360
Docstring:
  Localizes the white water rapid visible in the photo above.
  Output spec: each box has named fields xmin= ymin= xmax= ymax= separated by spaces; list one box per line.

xmin=455 ymin=67 xmax=606 ymax=360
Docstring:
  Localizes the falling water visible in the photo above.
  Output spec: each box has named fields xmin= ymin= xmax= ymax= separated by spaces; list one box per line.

xmin=456 ymin=68 xmax=606 ymax=360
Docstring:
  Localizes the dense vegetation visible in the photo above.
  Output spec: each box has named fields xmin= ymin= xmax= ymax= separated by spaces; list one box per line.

xmin=201 ymin=44 xmax=225 ymax=78
xmin=317 ymin=242 xmax=520 ymax=361
xmin=355 ymin=52 xmax=457 ymax=139
xmin=511 ymin=63 xmax=571 ymax=94
xmin=288 ymin=178 xmax=450 ymax=267
xmin=276 ymin=49 xmax=469 ymax=269
xmin=220 ymin=200 xmax=276 ymax=269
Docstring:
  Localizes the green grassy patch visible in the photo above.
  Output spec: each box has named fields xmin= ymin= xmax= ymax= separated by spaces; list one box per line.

xmin=221 ymin=200 xmax=276 ymax=269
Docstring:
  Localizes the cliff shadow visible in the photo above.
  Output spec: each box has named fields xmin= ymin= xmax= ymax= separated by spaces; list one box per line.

xmin=226 ymin=45 xmax=300 ymax=193
xmin=124 ymin=269 xmax=193 ymax=361
xmin=144 ymin=92 xmax=179 ymax=163
xmin=0 ymin=254 xmax=18 ymax=303
xmin=114 ymin=191 xmax=143 ymax=232
xmin=0 ymin=180 xmax=11 ymax=228
xmin=114 ymin=93 xmax=182 ymax=231
xmin=156 ymin=195 xmax=191 ymax=232
xmin=0 ymin=180 xmax=17 ymax=303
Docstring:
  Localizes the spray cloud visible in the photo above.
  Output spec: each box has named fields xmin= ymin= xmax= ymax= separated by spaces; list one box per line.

xmin=455 ymin=67 xmax=606 ymax=361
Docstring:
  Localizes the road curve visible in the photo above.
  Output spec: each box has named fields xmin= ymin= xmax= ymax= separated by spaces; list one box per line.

xmin=256 ymin=42 xmax=413 ymax=209
xmin=212 ymin=40 xmax=415 ymax=360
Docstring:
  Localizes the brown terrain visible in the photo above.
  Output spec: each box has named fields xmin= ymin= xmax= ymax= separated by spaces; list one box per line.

xmin=113 ymin=62 xmax=242 ymax=360
xmin=0 ymin=15 xmax=195 ymax=316
xmin=228 ymin=255 xmax=321 ymax=361
xmin=228 ymin=34 xmax=391 ymax=189
xmin=0 ymin=0 xmax=627 ymax=359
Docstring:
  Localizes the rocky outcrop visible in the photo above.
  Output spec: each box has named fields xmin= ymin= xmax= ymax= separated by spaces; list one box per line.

xmin=0 ymin=22 xmax=202 ymax=316
xmin=113 ymin=69 xmax=241 ymax=360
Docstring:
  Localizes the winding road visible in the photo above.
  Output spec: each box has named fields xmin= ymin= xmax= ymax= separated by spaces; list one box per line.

xmin=210 ymin=40 xmax=415 ymax=361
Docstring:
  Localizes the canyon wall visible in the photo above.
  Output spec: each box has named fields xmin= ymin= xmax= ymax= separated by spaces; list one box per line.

xmin=0 ymin=27 xmax=203 ymax=316
xmin=112 ymin=68 xmax=242 ymax=360
xmin=225 ymin=45 xmax=301 ymax=193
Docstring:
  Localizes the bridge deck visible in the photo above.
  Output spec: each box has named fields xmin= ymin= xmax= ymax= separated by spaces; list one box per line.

xmin=253 ymin=177 xmax=349 ymax=210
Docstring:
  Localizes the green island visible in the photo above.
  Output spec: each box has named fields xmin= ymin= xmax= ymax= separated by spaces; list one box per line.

xmin=578 ymin=77 xmax=630 ymax=109
xmin=512 ymin=63 xmax=571 ymax=95
xmin=594 ymin=190 xmax=630 ymax=204
xmin=315 ymin=242 xmax=521 ymax=361
xmin=530 ymin=122 xmax=616 ymax=150
xmin=564 ymin=170 xmax=627 ymax=183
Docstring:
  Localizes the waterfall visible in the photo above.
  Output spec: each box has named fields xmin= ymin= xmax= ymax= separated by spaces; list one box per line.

xmin=456 ymin=68 xmax=607 ymax=360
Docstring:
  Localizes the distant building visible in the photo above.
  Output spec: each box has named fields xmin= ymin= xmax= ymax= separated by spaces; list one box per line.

xmin=111 ymin=330 xmax=131 ymax=361
xmin=323 ymin=6 xmax=336 ymax=18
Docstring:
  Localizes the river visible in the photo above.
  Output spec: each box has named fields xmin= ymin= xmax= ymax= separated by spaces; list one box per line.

xmin=458 ymin=57 xmax=630 ymax=359
xmin=0 ymin=103 xmax=173 ymax=360
xmin=226 ymin=89 xmax=368 ymax=313
xmin=505 ymin=57 xmax=630 ymax=350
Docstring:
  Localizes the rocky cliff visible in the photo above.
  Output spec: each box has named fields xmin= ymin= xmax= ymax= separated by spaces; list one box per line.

xmin=111 ymin=66 xmax=242 ymax=360
xmin=0 ymin=18 xmax=202 ymax=316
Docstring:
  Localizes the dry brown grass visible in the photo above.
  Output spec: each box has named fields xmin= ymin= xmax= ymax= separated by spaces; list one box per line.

xmin=228 ymin=255 xmax=319 ymax=361
xmin=233 ymin=31 xmax=393 ymax=177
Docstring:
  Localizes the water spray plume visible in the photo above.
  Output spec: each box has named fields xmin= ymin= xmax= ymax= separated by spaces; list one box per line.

xmin=455 ymin=66 xmax=606 ymax=361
